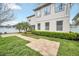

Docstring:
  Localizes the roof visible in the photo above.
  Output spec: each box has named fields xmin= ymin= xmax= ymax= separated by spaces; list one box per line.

xmin=72 ymin=13 xmax=79 ymax=21
xmin=27 ymin=15 xmax=35 ymax=18
xmin=27 ymin=3 xmax=51 ymax=18
xmin=33 ymin=3 xmax=51 ymax=11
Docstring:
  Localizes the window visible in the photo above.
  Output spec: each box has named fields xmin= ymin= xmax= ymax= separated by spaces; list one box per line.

xmin=56 ymin=21 xmax=63 ymax=31
xmin=37 ymin=23 xmax=41 ymax=30
xmin=35 ymin=11 xmax=41 ymax=17
xmin=44 ymin=6 xmax=51 ymax=15
xmin=45 ymin=22 xmax=49 ymax=30
xmin=31 ymin=25 xmax=35 ymax=30
xmin=28 ymin=19 xmax=31 ymax=22
xmin=55 ymin=3 xmax=65 ymax=12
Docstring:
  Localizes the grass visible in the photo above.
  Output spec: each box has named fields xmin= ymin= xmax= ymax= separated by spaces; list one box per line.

xmin=0 ymin=36 xmax=42 ymax=56
xmin=22 ymin=32 xmax=79 ymax=56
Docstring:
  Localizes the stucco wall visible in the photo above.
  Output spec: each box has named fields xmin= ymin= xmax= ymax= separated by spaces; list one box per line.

xmin=27 ymin=3 xmax=70 ymax=32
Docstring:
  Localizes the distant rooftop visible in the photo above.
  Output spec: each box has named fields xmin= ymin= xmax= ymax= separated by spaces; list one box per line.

xmin=72 ymin=13 xmax=79 ymax=20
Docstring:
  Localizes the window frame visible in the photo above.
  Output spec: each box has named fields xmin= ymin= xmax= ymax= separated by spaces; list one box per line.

xmin=44 ymin=6 xmax=51 ymax=15
xmin=55 ymin=3 xmax=65 ymax=13
xmin=37 ymin=23 xmax=41 ymax=30
xmin=31 ymin=25 xmax=35 ymax=30
xmin=56 ymin=20 xmax=63 ymax=31
xmin=28 ymin=19 xmax=31 ymax=22
xmin=35 ymin=10 xmax=41 ymax=17
xmin=45 ymin=22 xmax=49 ymax=30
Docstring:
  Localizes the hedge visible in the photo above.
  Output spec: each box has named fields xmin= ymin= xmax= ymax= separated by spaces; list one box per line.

xmin=74 ymin=33 xmax=79 ymax=40
xmin=32 ymin=31 xmax=78 ymax=40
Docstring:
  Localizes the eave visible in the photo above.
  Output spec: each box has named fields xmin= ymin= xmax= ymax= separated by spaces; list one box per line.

xmin=33 ymin=3 xmax=51 ymax=11
xmin=27 ymin=15 xmax=35 ymax=18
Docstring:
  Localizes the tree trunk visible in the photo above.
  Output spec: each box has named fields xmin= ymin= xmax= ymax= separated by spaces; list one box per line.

xmin=24 ymin=28 xmax=27 ymax=34
xmin=19 ymin=29 xmax=21 ymax=33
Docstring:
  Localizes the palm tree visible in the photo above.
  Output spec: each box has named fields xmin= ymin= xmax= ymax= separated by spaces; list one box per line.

xmin=15 ymin=23 xmax=22 ymax=32
xmin=15 ymin=22 xmax=31 ymax=33
xmin=21 ymin=22 xmax=31 ymax=33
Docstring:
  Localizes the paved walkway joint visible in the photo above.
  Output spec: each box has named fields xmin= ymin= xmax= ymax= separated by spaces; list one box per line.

xmin=1 ymin=34 xmax=60 ymax=56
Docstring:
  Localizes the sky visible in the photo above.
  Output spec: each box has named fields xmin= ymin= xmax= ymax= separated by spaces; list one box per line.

xmin=70 ymin=3 xmax=79 ymax=23
xmin=2 ymin=3 xmax=37 ymax=25
xmin=1 ymin=3 xmax=79 ymax=25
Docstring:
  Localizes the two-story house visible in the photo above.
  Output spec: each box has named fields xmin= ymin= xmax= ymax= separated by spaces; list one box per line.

xmin=27 ymin=3 xmax=71 ymax=32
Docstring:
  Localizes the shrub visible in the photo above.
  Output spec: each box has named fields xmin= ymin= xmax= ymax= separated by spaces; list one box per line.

xmin=74 ymin=33 xmax=79 ymax=40
xmin=32 ymin=31 xmax=77 ymax=40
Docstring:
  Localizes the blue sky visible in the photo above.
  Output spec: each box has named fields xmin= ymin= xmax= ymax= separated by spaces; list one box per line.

xmin=70 ymin=3 xmax=79 ymax=23
xmin=14 ymin=3 xmax=37 ymax=22
xmin=2 ymin=3 xmax=79 ymax=25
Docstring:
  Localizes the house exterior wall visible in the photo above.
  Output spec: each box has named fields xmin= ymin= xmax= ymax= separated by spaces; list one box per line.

xmin=27 ymin=3 xmax=70 ymax=32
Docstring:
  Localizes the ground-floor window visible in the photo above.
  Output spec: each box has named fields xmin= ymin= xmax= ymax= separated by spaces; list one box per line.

xmin=45 ymin=22 xmax=49 ymax=30
xmin=31 ymin=25 xmax=35 ymax=30
xmin=56 ymin=20 xmax=63 ymax=31
xmin=37 ymin=23 xmax=41 ymax=30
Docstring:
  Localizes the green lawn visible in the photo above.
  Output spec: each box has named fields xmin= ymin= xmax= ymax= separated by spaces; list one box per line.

xmin=0 ymin=36 xmax=42 ymax=56
xmin=22 ymin=33 xmax=79 ymax=56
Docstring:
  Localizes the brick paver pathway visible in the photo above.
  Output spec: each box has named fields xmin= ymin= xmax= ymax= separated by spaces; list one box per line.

xmin=1 ymin=34 xmax=60 ymax=56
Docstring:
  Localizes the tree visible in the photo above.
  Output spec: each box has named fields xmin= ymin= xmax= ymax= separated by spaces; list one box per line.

xmin=15 ymin=22 xmax=31 ymax=33
xmin=15 ymin=23 xmax=22 ymax=32
xmin=21 ymin=22 xmax=31 ymax=33
xmin=0 ymin=3 xmax=14 ymax=25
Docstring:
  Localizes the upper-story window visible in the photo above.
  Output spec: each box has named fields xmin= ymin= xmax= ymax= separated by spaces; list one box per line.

xmin=35 ymin=11 xmax=41 ymax=17
xmin=55 ymin=3 xmax=65 ymax=13
xmin=44 ymin=6 xmax=51 ymax=15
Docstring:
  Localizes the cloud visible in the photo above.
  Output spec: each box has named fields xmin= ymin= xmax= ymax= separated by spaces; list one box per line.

xmin=5 ymin=3 xmax=22 ymax=10
xmin=1 ymin=19 xmax=26 ymax=26
xmin=1 ymin=20 xmax=20 ymax=25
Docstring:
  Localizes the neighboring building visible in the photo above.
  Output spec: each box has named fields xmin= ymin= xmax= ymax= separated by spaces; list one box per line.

xmin=72 ymin=13 xmax=79 ymax=25
xmin=70 ymin=13 xmax=79 ymax=32
xmin=27 ymin=3 xmax=71 ymax=32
